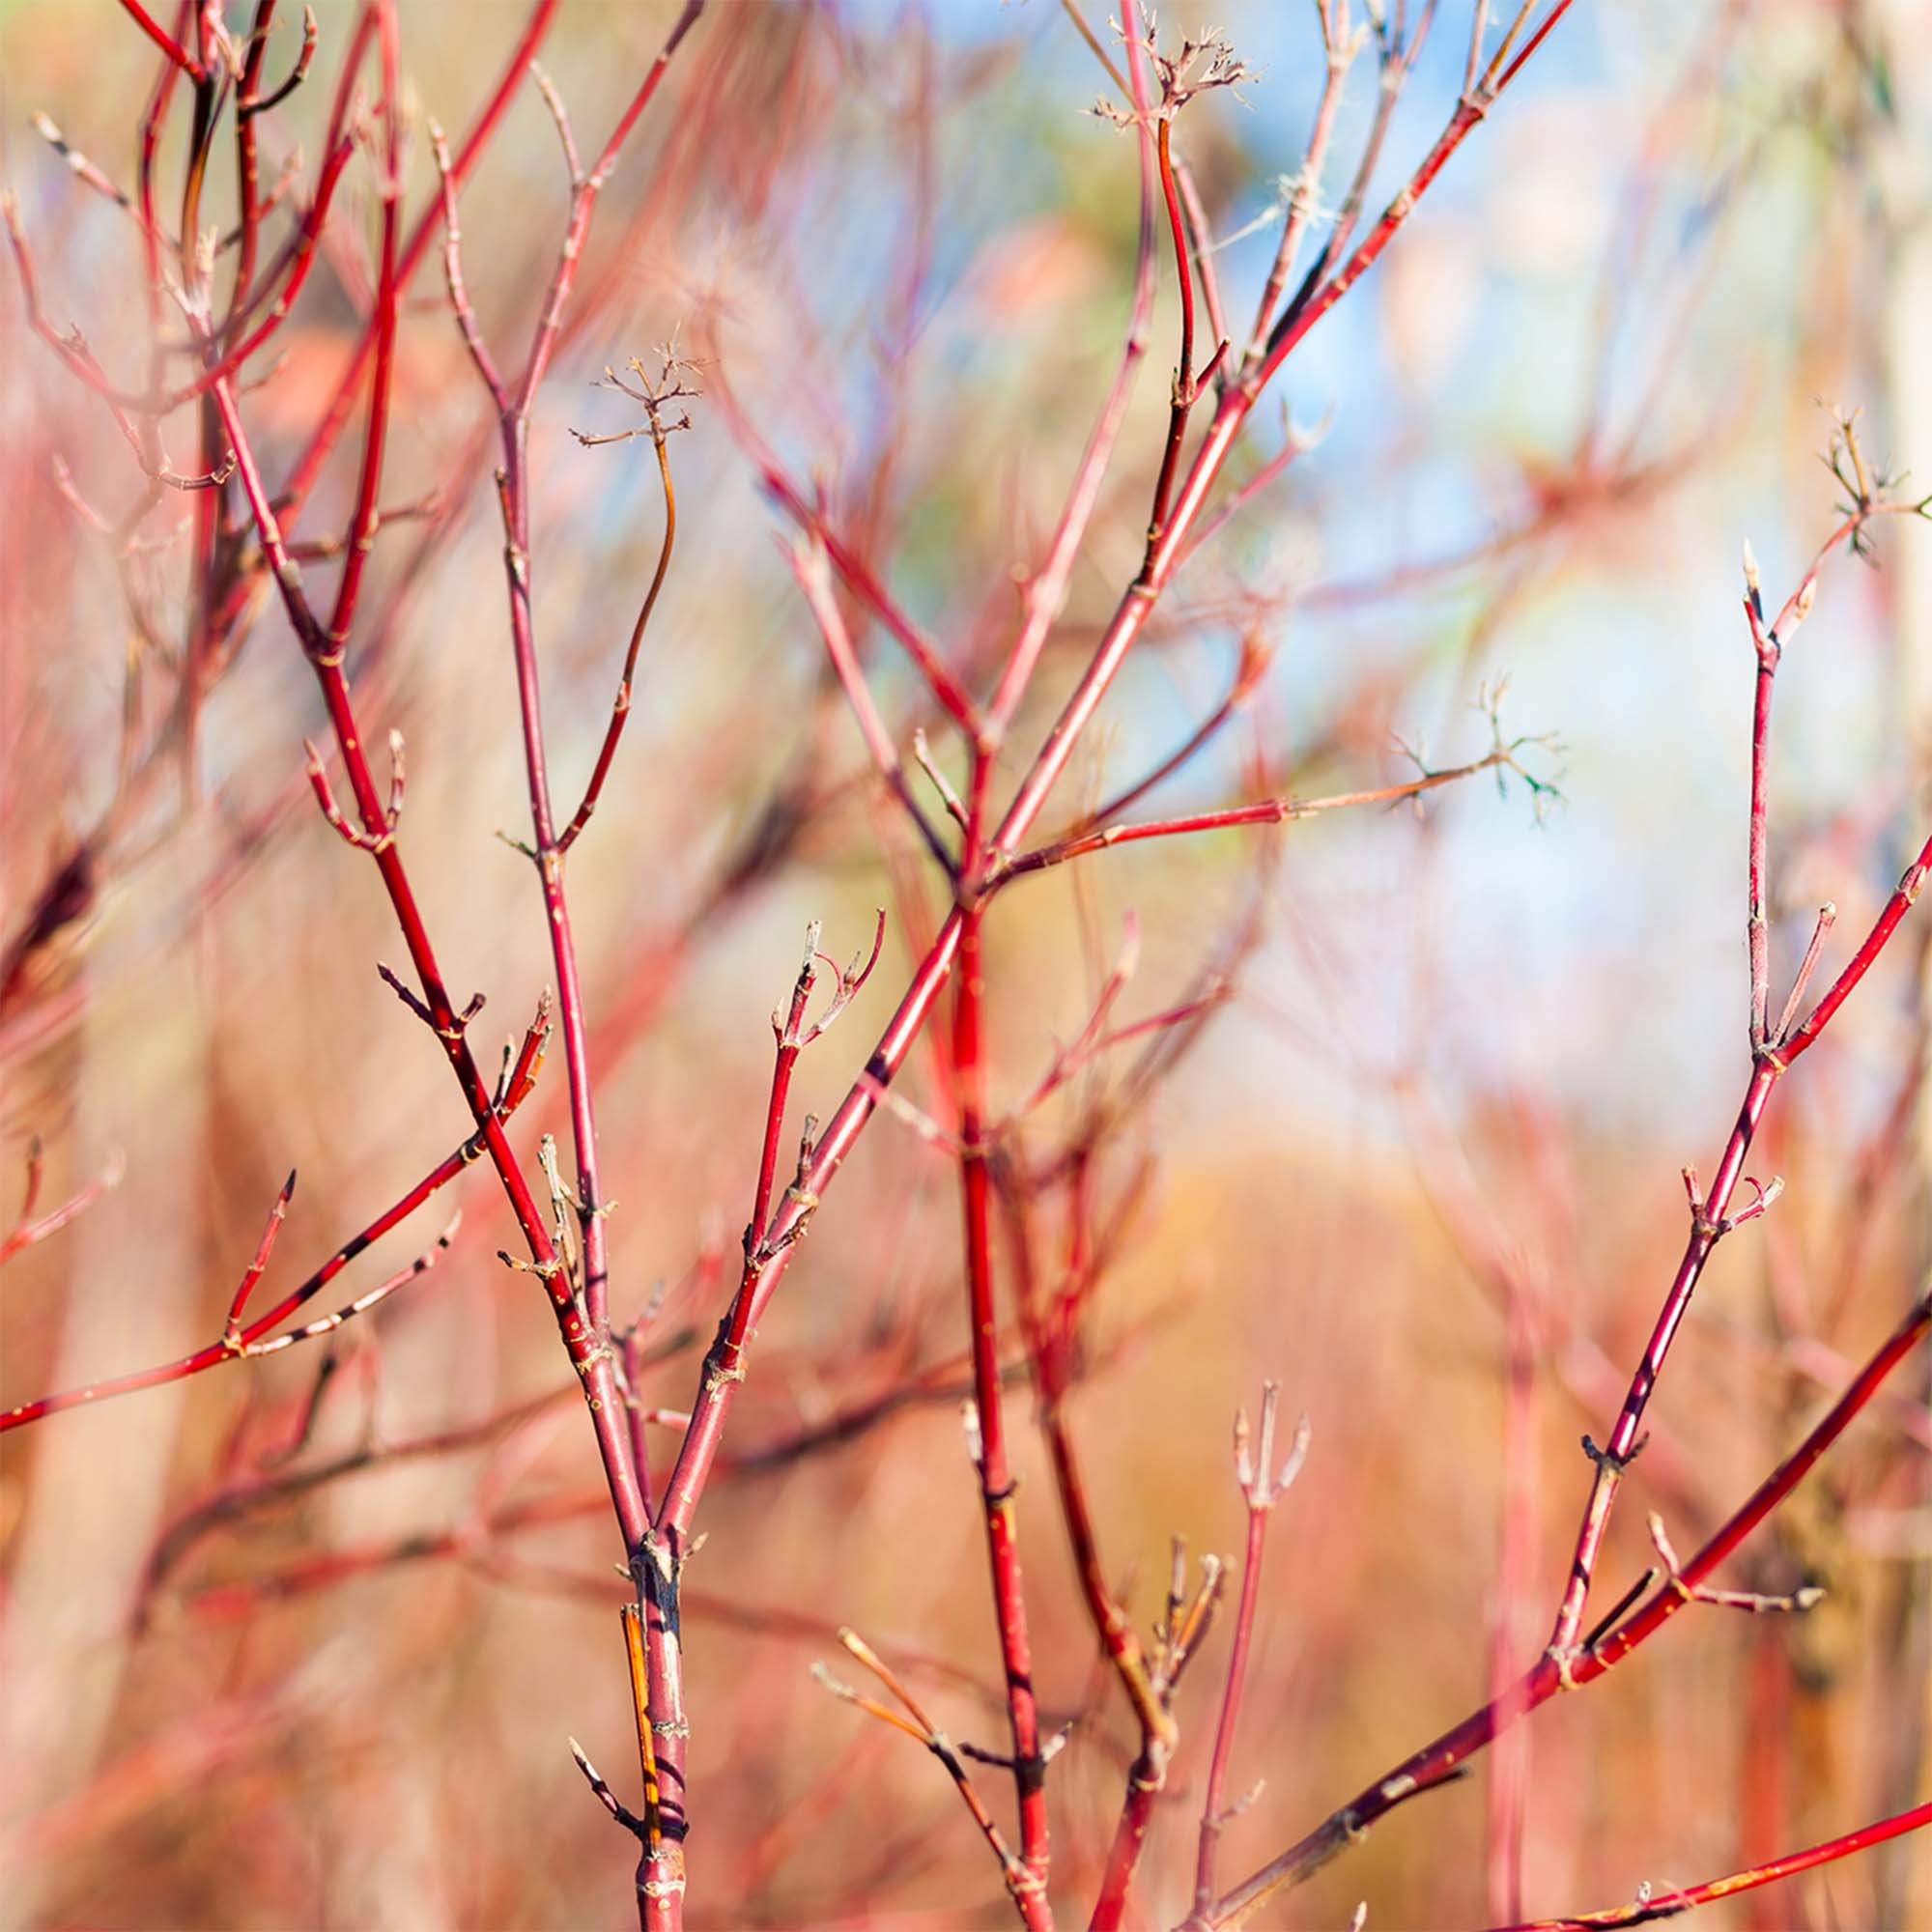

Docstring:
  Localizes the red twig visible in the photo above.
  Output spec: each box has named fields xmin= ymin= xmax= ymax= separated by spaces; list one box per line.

xmin=117 ymin=0 xmax=205 ymax=80
xmin=1134 ymin=22 xmax=1248 ymax=560
xmin=239 ymin=5 xmax=316 ymax=121
xmin=324 ymin=3 xmax=401 ymax=655
xmin=432 ymin=22 xmax=706 ymax=1542
xmin=749 ymin=928 xmax=822 ymax=1255
xmin=557 ymin=425 xmax=677 ymax=854
xmin=0 ymin=1140 xmax=124 ymax=1269
xmin=1090 ymin=1539 xmax=1226 ymax=1930
xmin=1200 ymin=1287 xmax=1932 ymax=1926
xmin=1255 ymin=4 xmax=1580 ymax=396
xmin=1190 ymin=1386 xmax=1309 ymax=1922
xmin=651 ymin=0 xmax=1570 ymax=1581
xmin=1548 ymin=475 xmax=1932 ymax=1662
xmin=1000 ymin=723 xmax=1551 ymax=886
xmin=986 ymin=34 xmax=1156 ymax=740
xmin=240 ymin=1221 xmax=458 ymax=1359
xmin=2 ymin=1000 xmax=548 ymax=1433
xmin=1489 ymin=1799 xmax=1932 ymax=1929
xmin=814 ymin=1628 xmax=1040 ymax=1911
xmin=1147 ymin=117 xmax=1203 ymax=544
xmin=272 ymin=0 xmax=561 ymax=517
xmin=1243 ymin=1 xmax=1356 ymax=359
xmin=228 ymin=1 xmax=277 ymax=316
xmin=644 ymin=907 xmax=880 ymax=1910
xmin=205 ymin=280 xmax=648 ymax=1564
xmin=220 ymin=1169 xmax=297 ymax=1346
xmin=952 ymin=890 xmax=1052 ymax=1913
xmin=1175 ymin=412 xmax=1323 ymax=569
xmin=1169 ymin=146 xmax=1228 ymax=363
xmin=994 ymin=1157 xmax=1153 ymax=1918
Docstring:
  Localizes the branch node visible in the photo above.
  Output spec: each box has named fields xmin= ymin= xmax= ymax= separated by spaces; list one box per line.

xmin=1580 ymin=1433 xmax=1645 ymax=1476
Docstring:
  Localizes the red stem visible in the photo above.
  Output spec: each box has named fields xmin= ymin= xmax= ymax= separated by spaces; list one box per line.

xmin=783 ymin=537 xmax=956 ymax=870
xmin=227 ymin=0 xmax=278 ymax=322
xmin=1252 ymin=5 xmax=1581 ymax=398
xmin=1243 ymin=22 xmax=1349 ymax=357
xmin=1747 ymin=607 xmax=1776 ymax=1048
xmin=955 ymin=865 xmax=1052 ymax=1913
xmin=1191 ymin=1496 xmax=1269 ymax=1918
xmin=653 ymin=12 xmax=1570 ymax=1549
xmin=133 ymin=1 xmax=187 ymax=350
xmin=1550 ymin=516 xmax=1932 ymax=1656
xmin=557 ymin=438 xmax=677 ymax=853
xmin=207 ymin=363 xmax=648 ymax=1548
xmin=1 ymin=1098 xmax=528 ymax=1433
xmin=118 ymin=0 xmax=204 ymax=79
xmin=1782 ymin=828 xmax=1932 ymax=1062
xmin=431 ymin=33 xmax=714 ymax=1918
xmin=746 ymin=452 xmax=981 ymax=739
xmin=1547 ymin=1060 xmax=1777 ymax=1655
xmin=1489 ymin=1799 xmax=1932 ymax=1930
xmin=985 ymin=27 xmax=1156 ymax=740
xmin=1009 ymin=1170 xmax=1166 ymax=1735
xmin=1092 ymin=1784 xmax=1160 ymax=1932
xmin=1146 ymin=114 xmax=1199 ymax=542
xmin=750 ymin=952 xmax=815 ymax=1250
xmin=485 ymin=5 xmax=706 ymax=1354
xmin=0 ymin=1159 xmax=119 ymax=1270
xmin=271 ymin=0 xmax=561 ymax=521
xmin=1001 ymin=748 xmax=1526 ymax=883
xmin=1201 ymin=1291 xmax=1932 ymax=1927
xmin=326 ymin=3 xmax=400 ymax=651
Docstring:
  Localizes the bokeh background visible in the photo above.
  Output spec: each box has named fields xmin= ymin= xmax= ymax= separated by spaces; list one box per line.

xmin=2 ymin=1 xmax=1929 ymax=1926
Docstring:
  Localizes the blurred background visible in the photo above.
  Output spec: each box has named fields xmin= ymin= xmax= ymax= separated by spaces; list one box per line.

xmin=1 ymin=1 xmax=1929 ymax=1925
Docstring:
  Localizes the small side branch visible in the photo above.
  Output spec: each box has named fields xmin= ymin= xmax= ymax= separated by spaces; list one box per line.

xmin=1191 ymin=1385 xmax=1310 ymax=1921
xmin=1548 ymin=466 xmax=1932 ymax=1662
xmin=1137 ymin=23 xmax=1250 ymax=562
xmin=1091 ymin=1538 xmax=1226 ymax=1931
xmin=557 ymin=355 xmax=691 ymax=852
xmin=570 ymin=1737 xmax=650 ymax=1843
xmin=241 ymin=1220 xmax=458 ymax=1359
xmin=1646 ymin=1513 xmax=1823 ymax=1617
xmin=987 ymin=0 xmax=1158 ymax=732
xmin=813 ymin=1627 xmax=1043 ymax=1916
xmin=238 ymin=8 xmax=318 ymax=119
xmin=221 ymin=1170 xmax=298 ymax=1348
xmin=1 ymin=1138 xmax=125 ymax=1269
xmin=2 ymin=996 xmax=550 ymax=1434
xmin=999 ymin=707 xmax=1557 ymax=888
xmin=304 ymin=730 xmax=405 ymax=853
xmin=117 ymin=0 xmax=206 ymax=81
